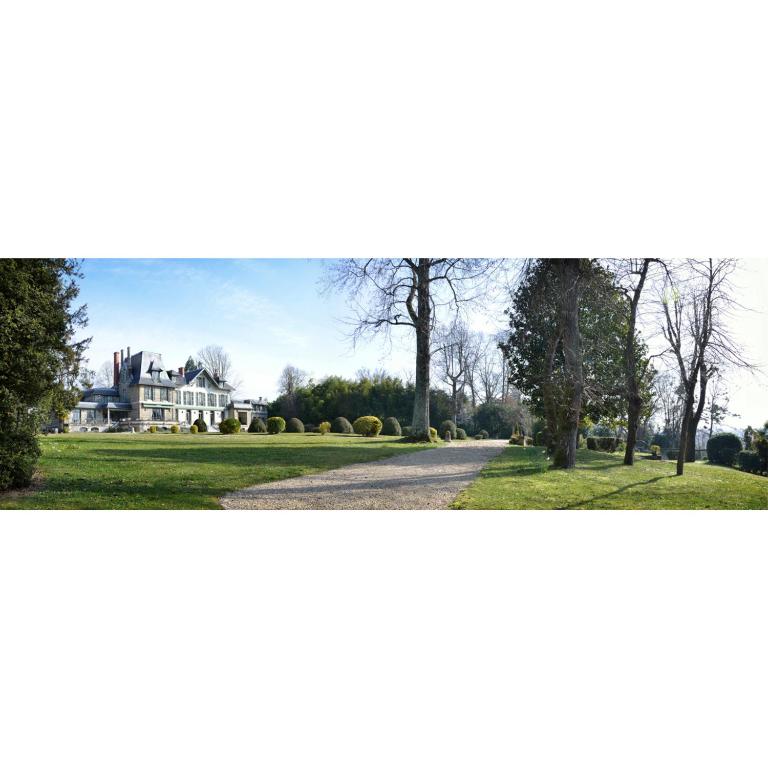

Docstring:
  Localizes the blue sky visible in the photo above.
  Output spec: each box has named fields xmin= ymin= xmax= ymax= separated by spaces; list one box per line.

xmin=75 ymin=259 xmax=425 ymax=400
xmin=75 ymin=258 xmax=767 ymax=427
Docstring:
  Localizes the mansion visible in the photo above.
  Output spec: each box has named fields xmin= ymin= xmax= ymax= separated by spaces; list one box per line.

xmin=58 ymin=347 xmax=268 ymax=432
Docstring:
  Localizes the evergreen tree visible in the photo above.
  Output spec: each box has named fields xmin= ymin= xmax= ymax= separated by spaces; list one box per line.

xmin=0 ymin=259 xmax=89 ymax=489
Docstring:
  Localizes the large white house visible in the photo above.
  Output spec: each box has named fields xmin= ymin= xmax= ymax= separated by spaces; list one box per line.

xmin=57 ymin=347 xmax=268 ymax=432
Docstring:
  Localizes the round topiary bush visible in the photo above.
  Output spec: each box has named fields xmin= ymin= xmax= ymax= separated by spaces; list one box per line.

xmin=286 ymin=417 xmax=305 ymax=433
xmin=248 ymin=418 xmax=267 ymax=433
xmin=353 ymin=416 xmax=383 ymax=437
xmin=381 ymin=417 xmax=402 ymax=436
xmin=456 ymin=427 xmax=467 ymax=440
xmin=707 ymin=433 xmax=742 ymax=466
xmin=440 ymin=420 xmax=457 ymax=440
xmin=190 ymin=424 xmax=198 ymax=434
xmin=267 ymin=416 xmax=286 ymax=435
xmin=318 ymin=421 xmax=331 ymax=434
xmin=402 ymin=426 xmax=413 ymax=437
xmin=193 ymin=417 xmax=208 ymax=433
xmin=331 ymin=416 xmax=353 ymax=434
xmin=219 ymin=417 xmax=242 ymax=434
xmin=149 ymin=425 xmax=157 ymax=433
xmin=475 ymin=429 xmax=489 ymax=440
xmin=170 ymin=424 xmax=179 ymax=434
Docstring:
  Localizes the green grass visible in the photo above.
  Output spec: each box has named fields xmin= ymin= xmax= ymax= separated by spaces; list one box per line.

xmin=0 ymin=432 xmax=436 ymax=510
xmin=452 ymin=446 xmax=768 ymax=509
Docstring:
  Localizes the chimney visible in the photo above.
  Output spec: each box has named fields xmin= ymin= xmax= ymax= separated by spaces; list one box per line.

xmin=178 ymin=367 xmax=184 ymax=375
xmin=127 ymin=346 xmax=131 ymax=359
xmin=120 ymin=349 xmax=124 ymax=364
xmin=113 ymin=352 xmax=120 ymax=388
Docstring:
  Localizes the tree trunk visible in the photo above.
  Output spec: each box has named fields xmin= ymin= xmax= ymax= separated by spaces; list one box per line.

xmin=676 ymin=391 xmax=695 ymax=476
xmin=552 ymin=260 xmax=584 ymax=470
xmin=623 ymin=260 xmax=649 ymax=466
xmin=541 ymin=331 xmax=561 ymax=456
xmin=410 ymin=260 xmax=432 ymax=440
xmin=685 ymin=368 xmax=708 ymax=462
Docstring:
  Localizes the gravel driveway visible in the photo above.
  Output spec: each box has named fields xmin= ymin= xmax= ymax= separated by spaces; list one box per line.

xmin=220 ymin=439 xmax=508 ymax=509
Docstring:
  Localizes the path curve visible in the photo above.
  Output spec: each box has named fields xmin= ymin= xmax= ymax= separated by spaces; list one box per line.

xmin=220 ymin=440 xmax=508 ymax=509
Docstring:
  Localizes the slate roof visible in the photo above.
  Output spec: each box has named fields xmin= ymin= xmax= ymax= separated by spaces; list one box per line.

xmin=184 ymin=367 xmax=235 ymax=391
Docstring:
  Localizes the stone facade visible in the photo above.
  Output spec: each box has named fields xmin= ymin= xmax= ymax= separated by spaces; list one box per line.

xmin=57 ymin=347 xmax=268 ymax=432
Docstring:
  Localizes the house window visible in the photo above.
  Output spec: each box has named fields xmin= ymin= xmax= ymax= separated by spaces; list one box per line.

xmin=184 ymin=391 xmax=193 ymax=406
xmin=152 ymin=408 xmax=162 ymax=420
xmin=145 ymin=386 xmax=154 ymax=401
xmin=71 ymin=410 xmax=80 ymax=424
xmin=211 ymin=412 xmax=216 ymax=425
xmin=208 ymin=393 xmax=216 ymax=407
xmin=237 ymin=411 xmax=248 ymax=425
xmin=175 ymin=390 xmax=180 ymax=404
xmin=196 ymin=393 xmax=205 ymax=407
xmin=219 ymin=394 xmax=227 ymax=407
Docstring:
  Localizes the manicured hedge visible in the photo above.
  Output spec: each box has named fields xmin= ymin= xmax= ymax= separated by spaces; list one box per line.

xmin=707 ymin=433 xmax=742 ymax=466
xmin=353 ymin=416 xmax=383 ymax=437
xmin=587 ymin=436 xmax=619 ymax=452
xmin=267 ymin=416 xmax=286 ymax=434
xmin=456 ymin=428 xmax=468 ymax=440
xmin=737 ymin=451 xmax=762 ymax=473
xmin=219 ymin=417 xmax=242 ymax=434
xmin=190 ymin=424 xmax=198 ymax=434
xmin=331 ymin=416 xmax=353 ymax=434
xmin=475 ymin=430 xmax=489 ymax=440
xmin=318 ymin=421 xmax=331 ymax=434
xmin=248 ymin=418 xmax=267 ymax=433
xmin=440 ymin=420 xmax=457 ymax=439
xmin=381 ymin=417 xmax=402 ymax=436
xmin=286 ymin=417 xmax=305 ymax=433
xmin=193 ymin=417 xmax=208 ymax=433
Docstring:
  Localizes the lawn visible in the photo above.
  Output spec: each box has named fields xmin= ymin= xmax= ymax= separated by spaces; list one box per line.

xmin=0 ymin=432 xmax=436 ymax=510
xmin=452 ymin=446 xmax=768 ymax=510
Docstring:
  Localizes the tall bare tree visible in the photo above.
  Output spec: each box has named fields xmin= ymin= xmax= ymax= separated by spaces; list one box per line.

xmin=433 ymin=320 xmax=475 ymax=422
xmin=660 ymin=259 xmax=746 ymax=475
xmin=94 ymin=360 xmax=115 ymax=388
xmin=198 ymin=345 xmax=232 ymax=382
xmin=325 ymin=259 xmax=501 ymax=441
xmin=278 ymin=364 xmax=308 ymax=396
xmin=612 ymin=258 xmax=663 ymax=465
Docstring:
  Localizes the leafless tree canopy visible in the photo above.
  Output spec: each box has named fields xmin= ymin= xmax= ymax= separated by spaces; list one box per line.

xmin=93 ymin=361 xmax=115 ymax=388
xmin=278 ymin=364 xmax=308 ymax=397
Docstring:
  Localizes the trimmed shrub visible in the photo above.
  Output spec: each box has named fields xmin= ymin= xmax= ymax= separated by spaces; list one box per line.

xmin=353 ymin=416 xmax=383 ymax=437
xmin=193 ymin=417 xmax=208 ymax=433
xmin=62 ymin=425 xmax=70 ymax=433
xmin=707 ymin=433 xmax=742 ymax=466
xmin=650 ymin=444 xmax=661 ymax=458
xmin=318 ymin=421 xmax=331 ymax=434
xmin=149 ymin=425 xmax=157 ymax=433
xmin=402 ymin=426 xmax=413 ymax=437
xmin=475 ymin=430 xmax=489 ymax=440
xmin=738 ymin=451 xmax=761 ymax=473
xmin=286 ymin=417 xmax=305 ymax=433
xmin=429 ymin=427 xmax=438 ymax=441
xmin=0 ymin=432 xmax=41 ymax=491
xmin=219 ymin=417 xmax=242 ymax=434
xmin=248 ymin=418 xmax=267 ymax=433
xmin=190 ymin=424 xmax=198 ymax=434
xmin=331 ymin=416 xmax=353 ymax=434
xmin=440 ymin=420 xmax=457 ymax=440
xmin=587 ymin=436 xmax=619 ymax=452
xmin=267 ymin=416 xmax=286 ymax=434
xmin=754 ymin=433 xmax=768 ymax=472
xmin=456 ymin=428 xmax=468 ymax=440
xmin=171 ymin=424 xmax=179 ymax=434
xmin=381 ymin=417 xmax=402 ymax=436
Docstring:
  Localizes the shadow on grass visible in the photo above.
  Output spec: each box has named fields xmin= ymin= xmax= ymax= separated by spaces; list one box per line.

xmin=560 ymin=474 xmax=674 ymax=509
